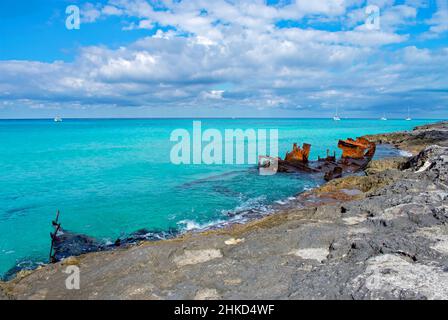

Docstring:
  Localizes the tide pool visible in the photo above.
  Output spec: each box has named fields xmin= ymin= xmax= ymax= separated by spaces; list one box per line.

xmin=0 ymin=118 xmax=441 ymax=277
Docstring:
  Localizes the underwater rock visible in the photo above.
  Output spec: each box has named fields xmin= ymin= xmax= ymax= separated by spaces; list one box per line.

xmin=52 ymin=228 xmax=105 ymax=262
xmin=49 ymin=226 xmax=179 ymax=264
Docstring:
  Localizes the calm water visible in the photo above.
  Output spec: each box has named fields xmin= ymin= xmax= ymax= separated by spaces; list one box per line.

xmin=0 ymin=118 xmax=441 ymax=277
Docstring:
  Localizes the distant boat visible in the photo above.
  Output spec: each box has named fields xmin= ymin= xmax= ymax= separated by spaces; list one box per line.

xmin=333 ymin=107 xmax=341 ymax=121
xmin=54 ymin=117 xmax=63 ymax=122
xmin=380 ymin=113 xmax=387 ymax=121
xmin=405 ymin=107 xmax=412 ymax=121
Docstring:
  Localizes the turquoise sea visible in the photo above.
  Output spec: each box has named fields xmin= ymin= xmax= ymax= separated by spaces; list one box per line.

xmin=0 ymin=118 xmax=442 ymax=277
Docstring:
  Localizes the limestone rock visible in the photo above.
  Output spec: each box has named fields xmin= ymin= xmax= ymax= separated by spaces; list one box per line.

xmin=365 ymin=157 xmax=408 ymax=175
xmin=3 ymin=123 xmax=448 ymax=300
xmin=173 ymin=249 xmax=223 ymax=267
xmin=224 ymin=238 xmax=245 ymax=245
xmin=194 ymin=288 xmax=220 ymax=300
xmin=289 ymin=248 xmax=329 ymax=262
xmin=351 ymin=254 xmax=448 ymax=300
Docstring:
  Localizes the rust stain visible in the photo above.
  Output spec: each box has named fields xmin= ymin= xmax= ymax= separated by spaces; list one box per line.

xmin=338 ymin=137 xmax=376 ymax=159
xmin=284 ymin=143 xmax=311 ymax=163
xmin=259 ymin=137 xmax=376 ymax=181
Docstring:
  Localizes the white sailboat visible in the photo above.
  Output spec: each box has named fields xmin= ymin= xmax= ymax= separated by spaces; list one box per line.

xmin=333 ymin=107 xmax=341 ymax=121
xmin=405 ymin=107 xmax=412 ymax=121
xmin=380 ymin=113 xmax=387 ymax=121
xmin=54 ymin=116 xmax=63 ymax=122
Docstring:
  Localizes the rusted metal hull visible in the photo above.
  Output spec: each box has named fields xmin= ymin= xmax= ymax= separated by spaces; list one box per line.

xmin=259 ymin=137 xmax=376 ymax=181
xmin=284 ymin=143 xmax=311 ymax=163
xmin=338 ymin=137 xmax=376 ymax=159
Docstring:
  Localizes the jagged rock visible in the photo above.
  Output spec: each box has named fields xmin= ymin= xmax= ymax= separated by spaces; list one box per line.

xmin=2 ymin=122 xmax=448 ymax=300
xmin=364 ymin=122 xmax=448 ymax=154
xmin=404 ymin=145 xmax=448 ymax=183
xmin=350 ymin=254 xmax=448 ymax=300
xmin=414 ymin=121 xmax=448 ymax=131
xmin=365 ymin=157 xmax=408 ymax=175
xmin=315 ymin=173 xmax=397 ymax=194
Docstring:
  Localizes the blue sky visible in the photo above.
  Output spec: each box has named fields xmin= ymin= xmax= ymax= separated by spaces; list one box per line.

xmin=0 ymin=0 xmax=447 ymax=118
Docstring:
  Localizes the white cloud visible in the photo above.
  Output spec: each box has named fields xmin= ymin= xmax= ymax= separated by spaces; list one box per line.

xmin=102 ymin=4 xmax=123 ymax=16
xmin=425 ymin=0 xmax=448 ymax=37
xmin=202 ymin=90 xmax=225 ymax=100
xmin=295 ymin=0 xmax=347 ymax=16
xmin=81 ymin=3 xmax=102 ymax=23
xmin=0 ymin=0 xmax=446 ymax=117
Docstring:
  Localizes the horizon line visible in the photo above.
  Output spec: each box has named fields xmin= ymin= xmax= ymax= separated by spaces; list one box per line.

xmin=0 ymin=117 xmax=447 ymax=121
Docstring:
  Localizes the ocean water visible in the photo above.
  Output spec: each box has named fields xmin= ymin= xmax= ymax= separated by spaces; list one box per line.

xmin=0 ymin=118 xmax=441 ymax=277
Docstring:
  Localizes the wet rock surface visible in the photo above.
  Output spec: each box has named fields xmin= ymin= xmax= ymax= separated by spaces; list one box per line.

xmin=1 ymin=123 xmax=448 ymax=300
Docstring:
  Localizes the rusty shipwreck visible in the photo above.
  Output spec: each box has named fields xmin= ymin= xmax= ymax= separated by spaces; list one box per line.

xmin=258 ymin=137 xmax=376 ymax=181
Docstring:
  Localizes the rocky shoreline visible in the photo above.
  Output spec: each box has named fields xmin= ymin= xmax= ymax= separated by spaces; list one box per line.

xmin=363 ymin=121 xmax=448 ymax=155
xmin=1 ymin=121 xmax=448 ymax=300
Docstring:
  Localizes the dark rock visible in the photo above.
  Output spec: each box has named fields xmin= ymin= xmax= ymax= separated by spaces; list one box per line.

xmin=3 ymin=122 xmax=448 ymax=300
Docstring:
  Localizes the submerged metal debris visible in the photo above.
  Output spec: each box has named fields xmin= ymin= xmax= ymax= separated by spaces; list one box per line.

xmin=49 ymin=210 xmax=105 ymax=262
xmin=259 ymin=137 xmax=376 ymax=181
xmin=338 ymin=137 xmax=376 ymax=159
xmin=47 ymin=137 xmax=376 ymax=264
xmin=49 ymin=211 xmax=178 ymax=264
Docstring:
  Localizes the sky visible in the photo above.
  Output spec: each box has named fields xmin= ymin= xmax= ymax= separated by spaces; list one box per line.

xmin=0 ymin=0 xmax=447 ymax=119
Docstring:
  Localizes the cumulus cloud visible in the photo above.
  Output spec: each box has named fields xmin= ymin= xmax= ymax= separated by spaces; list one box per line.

xmin=424 ymin=0 xmax=448 ymax=38
xmin=81 ymin=2 xmax=102 ymax=23
xmin=202 ymin=90 xmax=225 ymax=100
xmin=0 ymin=0 xmax=446 ymax=117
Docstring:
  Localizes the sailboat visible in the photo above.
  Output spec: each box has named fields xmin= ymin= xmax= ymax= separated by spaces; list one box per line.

xmin=54 ymin=116 xmax=63 ymax=122
xmin=405 ymin=107 xmax=412 ymax=121
xmin=380 ymin=113 xmax=387 ymax=121
xmin=333 ymin=107 xmax=341 ymax=121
